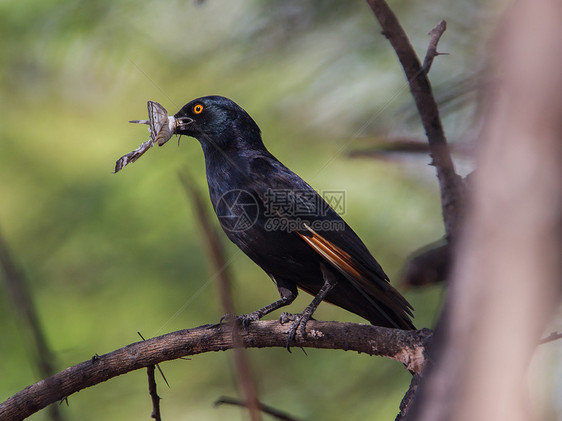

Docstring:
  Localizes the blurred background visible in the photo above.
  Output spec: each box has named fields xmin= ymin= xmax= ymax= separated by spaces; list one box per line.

xmin=4 ymin=0 xmax=556 ymax=420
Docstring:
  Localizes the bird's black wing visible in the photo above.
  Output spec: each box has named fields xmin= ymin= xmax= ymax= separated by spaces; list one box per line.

xmin=249 ymin=155 xmax=414 ymax=329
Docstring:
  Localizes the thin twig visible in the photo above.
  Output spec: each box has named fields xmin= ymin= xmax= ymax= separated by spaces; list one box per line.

xmin=147 ymin=366 xmax=162 ymax=421
xmin=538 ymin=331 xmax=562 ymax=345
xmin=214 ymin=396 xmax=301 ymax=421
xmin=423 ymin=20 xmax=448 ymax=73
xmin=0 ymin=228 xmax=64 ymax=421
xmin=178 ymin=173 xmax=235 ymax=315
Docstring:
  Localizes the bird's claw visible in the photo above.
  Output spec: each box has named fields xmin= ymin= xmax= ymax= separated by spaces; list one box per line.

xmin=220 ymin=312 xmax=263 ymax=330
xmin=237 ymin=312 xmax=262 ymax=330
xmin=285 ymin=314 xmax=310 ymax=352
xmin=219 ymin=313 xmax=237 ymax=324
xmin=279 ymin=312 xmax=297 ymax=324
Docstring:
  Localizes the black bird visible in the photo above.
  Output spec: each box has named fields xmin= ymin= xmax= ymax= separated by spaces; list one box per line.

xmin=174 ymin=96 xmax=414 ymax=344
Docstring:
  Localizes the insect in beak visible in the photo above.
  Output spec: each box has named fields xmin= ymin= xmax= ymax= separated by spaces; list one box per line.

xmin=115 ymin=101 xmax=176 ymax=173
xmin=129 ymin=101 xmax=175 ymax=146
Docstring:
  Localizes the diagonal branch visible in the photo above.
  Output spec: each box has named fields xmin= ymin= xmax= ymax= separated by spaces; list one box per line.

xmin=179 ymin=172 xmax=262 ymax=421
xmin=365 ymin=0 xmax=464 ymax=239
xmin=0 ymin=229 xmax=64 ymax=421
xmin=0 ymin=321 xmax=432 ymax=420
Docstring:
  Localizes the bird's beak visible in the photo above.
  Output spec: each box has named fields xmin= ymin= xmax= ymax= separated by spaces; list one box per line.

xmin=174 ymin=116 xmax=194 ymax=134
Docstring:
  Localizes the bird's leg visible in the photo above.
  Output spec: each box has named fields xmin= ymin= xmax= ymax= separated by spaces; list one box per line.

xmin=286 ymin=264 xmax=337 ymax=350
xmin=237 ymin=284 xmax=297 ymax=329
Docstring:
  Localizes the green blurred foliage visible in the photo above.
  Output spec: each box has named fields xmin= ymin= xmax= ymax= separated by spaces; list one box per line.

xmin=0 ymin=0 xmax=502 ymax=420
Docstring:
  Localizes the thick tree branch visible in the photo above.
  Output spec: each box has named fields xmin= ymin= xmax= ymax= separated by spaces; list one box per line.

xmin=409 ymin=0 xmax=562 ymax=419
xmin=365 ymin=0 xmax=464 ymax=239
xmin=0 ymin=321 xmax=432 ymax=420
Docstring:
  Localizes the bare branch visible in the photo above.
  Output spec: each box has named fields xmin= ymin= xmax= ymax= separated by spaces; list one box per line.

xmin=0 ymin=321 xmax=432 ymax=420
xmin=0 ymin=229 xmax=64 ymax=421
xmin=214 ymin=396 xmax=301 ymax=421
xmin=365 ymin=0 xmax=464 ymax=239
xmin=398 ymin=242 xmax=451 ymax=288
xmin=178 ymin=172 xmax=236 ymax=315
xmin=147 ymin=366 xmax=162 ymax=421
xmin=396 ymin=373 xmax=423 ymax=421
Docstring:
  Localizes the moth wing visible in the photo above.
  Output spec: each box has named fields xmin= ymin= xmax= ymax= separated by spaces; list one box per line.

xmin=147 ymin=101 xmax=169 ymax=141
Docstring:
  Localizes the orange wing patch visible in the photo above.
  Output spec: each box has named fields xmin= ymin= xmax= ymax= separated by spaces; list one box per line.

xmin=298 ymin=224 xmax=364 ymax=281
xmin=297 ymin=224 xmax=408 ymax=305
xmin=297 ymin=224 xmax=414 ymax=329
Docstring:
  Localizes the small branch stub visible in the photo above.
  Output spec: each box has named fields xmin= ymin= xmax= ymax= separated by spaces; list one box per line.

xmin=423 ymin=20 xmax=448 ymax=73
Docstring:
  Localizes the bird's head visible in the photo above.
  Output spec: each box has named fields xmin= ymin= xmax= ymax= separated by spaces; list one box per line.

xmin=174 ymin=96 xmax=262 ymax=151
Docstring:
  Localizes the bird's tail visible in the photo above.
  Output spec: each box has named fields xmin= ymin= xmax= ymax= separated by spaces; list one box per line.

xmin=297 ymin=226 xmax=415 ymax=330
xmin=325 ymin=281 xmax=415 ymax=330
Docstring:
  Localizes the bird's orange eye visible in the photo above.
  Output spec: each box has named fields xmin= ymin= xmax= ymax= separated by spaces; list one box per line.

xmin=193 ymin=104 xmax=204 ymax=114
